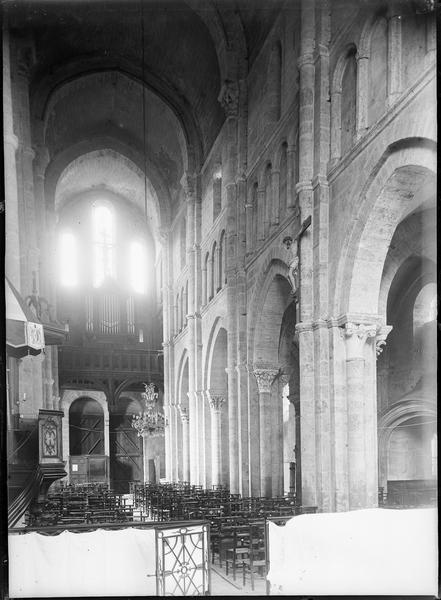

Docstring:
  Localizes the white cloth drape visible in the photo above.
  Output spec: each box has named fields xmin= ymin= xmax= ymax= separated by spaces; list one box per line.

xmin=9 ymin=528 xmax=157 ymax=597
xmin=267 ymin=507 xmax=438 ymax=595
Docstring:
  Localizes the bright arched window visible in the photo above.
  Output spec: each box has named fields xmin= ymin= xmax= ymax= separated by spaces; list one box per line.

xmin=93 ymin=204 xmax=115 ymax=287
xmin=59 ymin=232 xmax=77 ymax=286
xmin=130 ymin=241 xmax=147 ymax=294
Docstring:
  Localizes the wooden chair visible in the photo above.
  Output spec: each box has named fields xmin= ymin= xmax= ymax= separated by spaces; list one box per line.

xmin=225 ymin=525 xmax=251 ymax=580
xmin=241 ymin=522 xmax=266 ymax=591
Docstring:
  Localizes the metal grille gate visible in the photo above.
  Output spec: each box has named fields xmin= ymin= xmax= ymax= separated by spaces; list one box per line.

xmin=155 ymin=523 xmax=210 ymax=596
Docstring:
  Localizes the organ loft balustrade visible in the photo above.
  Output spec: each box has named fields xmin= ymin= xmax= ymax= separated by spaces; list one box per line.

xmin=58 ymin=346 xmax=163 ymax=381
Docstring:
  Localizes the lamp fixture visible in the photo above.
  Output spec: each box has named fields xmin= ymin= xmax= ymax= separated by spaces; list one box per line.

xmin=131 ymin=382 xmax=166 ymax=437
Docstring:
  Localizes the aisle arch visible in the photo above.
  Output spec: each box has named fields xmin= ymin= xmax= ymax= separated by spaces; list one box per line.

xmin=334 ymin=138 xmax=436 ymax=317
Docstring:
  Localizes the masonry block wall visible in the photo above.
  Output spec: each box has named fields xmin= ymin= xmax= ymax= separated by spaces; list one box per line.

xmin=164 ymin=0 xmax=436 ymax=510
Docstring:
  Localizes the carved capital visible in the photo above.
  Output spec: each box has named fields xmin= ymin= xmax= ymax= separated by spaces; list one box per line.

xmin=218 ymin=80 xmax=239 ymax=117
xmin=179 ymin=406 xmax=189 ymax=423
xmin=253 ymin=367 xmax=279 ymax=394
xmin=279 ymin=372 xmax=290 ymax=388
xmin=207 ymin=390 xmax=225 ymax=413
xmin=341 ymin=322 xmax=378 ymax=359
xmin=376 ymin=325 xmax=393 ymax=357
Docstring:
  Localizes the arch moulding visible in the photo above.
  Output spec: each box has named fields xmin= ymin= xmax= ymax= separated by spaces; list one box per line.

xmin=333 ymin=138 xmax=437 ymax=319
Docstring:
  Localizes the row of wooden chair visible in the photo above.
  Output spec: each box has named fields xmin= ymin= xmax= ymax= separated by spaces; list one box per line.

xmin=26 ymin=485 xmax=133 ymax=527
xmin=130 ymin=481 xmax=317 ymax=590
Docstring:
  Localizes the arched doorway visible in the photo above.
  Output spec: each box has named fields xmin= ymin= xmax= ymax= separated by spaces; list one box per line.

xmin=253 ymin=269 xmax=296 ymax=497
xmin=378 ymin=235 xmax=437 ymax=505
xmin=333 ymin=143 xmax=436 ymax=510
xmin=278 ymin=302 xmax=300 ymax=498
xmin=178 ymin=357 xmax=190 ymax=482
xmin=69 ymin=397 xmax=107 ymax=485
xmin=109 ymin=396 xmax=143 ymax=493
xmin=208 ymin=326 xmax=229 ymax=488
xmin=374 ymin=164 xmax=436 ymax=506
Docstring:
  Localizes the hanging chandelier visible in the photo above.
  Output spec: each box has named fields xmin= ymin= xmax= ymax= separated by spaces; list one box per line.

xmin=131 ymin=382 xmax=166 ymax=437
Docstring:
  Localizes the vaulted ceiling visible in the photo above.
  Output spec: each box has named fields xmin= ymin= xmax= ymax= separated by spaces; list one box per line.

xmin=8 ymin=0 xmax=286 ymax=227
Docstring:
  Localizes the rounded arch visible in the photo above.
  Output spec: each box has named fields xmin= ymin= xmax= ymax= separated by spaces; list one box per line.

xmin=334 ymin=138 xmax=436 ymax=317
xmin=248 ymin=256 xmax=291 ymax=354
xmin=113 ymin=376 xmax=164 ymax=404
xmin=114 ymin=395 xmax=143 ymax=415
xmin=203 ymin=316 xmax=227 ymax=390
xmin=331 ymin=42 xmax=358 ymax=94
xmin=45 ymin=139 xmax=172 ymax=230
xmin=378 ymin=215 xmax=436 ymax=319
xmin=61 ymin=389 xmax=108 ymax=416
xmin=176 ymin=350 xmax=189 ymax=408
xmin=330 ymin=43 xmax=358 ymax=161
xmin=378 ymin=397 xmax=436 ymax=488
xmin=208 ymin=327 xmax=228 ymax=394
xmin=69 ymin=396 xmax=104 ymax=416
xmin=184 ymin=1 xmax=247 ymax=80
xmin=358 ymin=11 xmax=387 ymax=60
xmin=274 ymin=139 xmax=288 ymax=172
xmin=32 ymin=63 xmax=201 ymax=171
xmin=256 ymin=160 xmax=272 ymax=189
xmin=68 ymin=396 xmax=105 ymax=458
xmin=218 ymin=229 xmax=227 ymax=288
xmin=248 ymin=258 xmax=292 ymax=366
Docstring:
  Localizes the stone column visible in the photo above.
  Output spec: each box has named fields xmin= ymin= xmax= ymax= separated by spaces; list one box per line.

xmin=387 ymin=8 xmax=402 ymax=106
xmin=179 ymin=406 xmax=190 ymax=483
xmin=202 ymin=390 xmax=212 ymax=488
xmin=183 ymin=174 xmax=199 ymax=484
xmin=208 ymin=391 xmax=225 ymax=487
xmin=257 ymin=188 xmax=265 ymax=241
xmin=286 ymin=144 xmax=296 ymax=209
xmin=236 ymin=361 xmax=249 ymax=496
xmin=341 ymin=322 xmax=378 ymax=509
xmin=201 ymin=265 xmax=207 ymax=308
xmin=42 ymin=346 xmax=54 ymax=410
xmin=295 ymin=321 xmax=316 ymax=506
xmin=187 ymin=389 xmax=198 ymax=483
xmin=355 ymin=51 xmax=369 ymax=139
xmin=273 ymin=373 xmax=288 ymax=496
xmin=213 ymin=245 xmax=219 ymax=294
xmin=3 ymin=28 xmax=20 ymax=290
xmin=225 ymin=364 xmax=239 ymax=493
xmin=270 ymin=170 xmax=280 ymax=228
xmin=244 ymin=193 xmax=253 ymax=254
xmin=195 ymin=390 xmax=206 ymax=487
xmin=254 ymin=367 xmax=279 ymax=497
xmin=103 ymin=404 xmax=110 ymax=460
xmin=33 ymin=143 xmax=51 ymax=296
xmin=163 ymin=401 xmax=171 ymax=482
xmin=297 ymin=0 xmax=315 ymax=320
xmin=171 ymin=404 xmax=179 ymax=482
xmin=330 ymin=86 xmax=342 ymax=164
xmin=142 ymin=433 xmax=152 ymax=483
xmin=13 ymin=44 xmax=39 ymax=297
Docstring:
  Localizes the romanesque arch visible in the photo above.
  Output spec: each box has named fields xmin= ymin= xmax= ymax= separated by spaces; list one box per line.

xmin=334 ymin=139 xmax=436 ymax=316
xmin=249 ymin=258 xmax=296 ymax=497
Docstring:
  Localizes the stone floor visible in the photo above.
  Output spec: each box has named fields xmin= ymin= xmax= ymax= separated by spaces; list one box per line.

xmin=209 ymin=560 xmax=267 ymax=596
